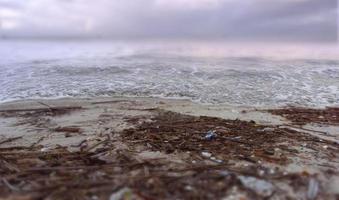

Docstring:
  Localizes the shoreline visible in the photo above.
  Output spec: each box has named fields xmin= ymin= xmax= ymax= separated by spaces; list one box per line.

xmin=1 ymin=95 xmax=338 ymax=109
xmin=0 ymin=97 xmax=338 ymax=199
xmin=1 ymin=96 xmax=338 ymax=142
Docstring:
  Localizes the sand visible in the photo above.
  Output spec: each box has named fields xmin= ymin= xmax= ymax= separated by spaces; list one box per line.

xmin=0 ymin=97 xmax=338 ymax=199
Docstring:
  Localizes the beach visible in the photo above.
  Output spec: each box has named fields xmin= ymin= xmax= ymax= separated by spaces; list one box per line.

xmin=1 ymin=0 xmax=338 ymax=198
xmin=0 ymin=97 xmax=338 ymax=199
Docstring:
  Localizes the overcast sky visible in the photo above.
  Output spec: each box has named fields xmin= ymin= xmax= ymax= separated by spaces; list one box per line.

xmin=0 ymin=0 xmax=337 ymax=42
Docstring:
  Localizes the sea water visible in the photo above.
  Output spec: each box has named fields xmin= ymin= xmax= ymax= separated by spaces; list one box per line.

xmin=0 ymin=40 xmax=338 ymax=107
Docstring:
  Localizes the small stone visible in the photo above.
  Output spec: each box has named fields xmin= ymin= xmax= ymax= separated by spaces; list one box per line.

xmin=40 ymin=147 xmax=50 ymax=152
xmin=307 ymin=178 xmax=319 ymax=200
xmin=269 ymin=168 xmax=275 ymax=174
xmin=91 ymin=196 xmax=99 ymax=200
xmin=210 ymin=156 xmax=223 ymax=163
xmin=258 ymin=170 xmax=265 ymax=176
xmin=239 ymin=176 xmax=274 ymax=197
xmin=264 ymin=149 xmax=275 ymax=155
xmin=261 ymin=127 xmax=275 ymax=132
xmin=201 ymin=152 xmax=212 ymax=158
xmin=184 ymin=185 xmax=193 ymax=191
xmin=109 ymin=187 xmax=142 ymax=200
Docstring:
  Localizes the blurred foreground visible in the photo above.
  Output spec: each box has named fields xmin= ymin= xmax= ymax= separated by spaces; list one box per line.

xmin=0 ymin=97 xmax=338 ymax=199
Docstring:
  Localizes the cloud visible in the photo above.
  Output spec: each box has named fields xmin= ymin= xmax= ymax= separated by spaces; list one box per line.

xmin=0 ymin=0 xmax=337 ymax=42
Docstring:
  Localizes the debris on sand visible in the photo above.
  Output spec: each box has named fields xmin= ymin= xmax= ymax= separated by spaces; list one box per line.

xmin=204 ymin=130 xmax=217 ymax=140
xmin=0 ymin=136 xmax=23 ymax=145
xmin=265 ymin=107 xmax=339 ymax=125
xmin=122 ymin=111 xmax=336 ymax=165
xmin=0 ymin=106 xmax=83 ymax=128
xmin=109 ymin=187 xmax=141 ymax=200
xmin=0 ymin=106 xmax=82 ymax=117
xmin=54 ymin=126 xmax=82 ymax=133
xmin=0 ymin=109 xmax=338 ymax=199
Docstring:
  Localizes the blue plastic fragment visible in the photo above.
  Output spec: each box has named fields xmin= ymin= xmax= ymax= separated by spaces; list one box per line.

xmin=204 ymin=130 xmax=217 ymax=140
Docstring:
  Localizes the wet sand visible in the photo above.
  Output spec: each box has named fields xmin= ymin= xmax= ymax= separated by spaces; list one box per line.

xmin=0 ymin=97 xmax=338 ymax=199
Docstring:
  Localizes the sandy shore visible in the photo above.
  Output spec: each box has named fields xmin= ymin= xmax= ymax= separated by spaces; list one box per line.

xmin=0 ymin=97 xmax=338 ymax=199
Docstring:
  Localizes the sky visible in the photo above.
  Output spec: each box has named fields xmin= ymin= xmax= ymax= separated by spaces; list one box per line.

xmin=0 ymin=0 xmax=337 ymax=43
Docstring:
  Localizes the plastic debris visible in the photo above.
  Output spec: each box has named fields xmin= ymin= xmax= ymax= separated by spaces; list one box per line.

xmin=204 ymin=130 xmax=217 ymax=140
xmin=239 ymin=176 xmax=274 ymax=197
xmin=307 ymin=178 xmax=319 ymax=200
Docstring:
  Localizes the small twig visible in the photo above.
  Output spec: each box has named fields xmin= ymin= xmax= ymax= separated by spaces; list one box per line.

xmin=0 ymin=159 xmax=20 ymax=172
xmin=126 ymin=107 xmax=158 ymax=111
xmin=0 ymin=136 xmax=23 ymax=145
xmin=71 ymin=139 xmax=88 ymax=147
xmin=36 ymin=101 xmax=53 ymax=112
xmin=2 ymin=178 xmax=20 ymax=191
xmin=91 ymin=100 xmax=129 ymax=105
xmin=85 ymin=139 xmax=110 ymax=152
xmin=281 ymin=124 xmax=330 ymax=135
xmin=29 ymin=136 xmax=45 ymax=149
xmin=0 ymin=106 xmax=82 ymax=113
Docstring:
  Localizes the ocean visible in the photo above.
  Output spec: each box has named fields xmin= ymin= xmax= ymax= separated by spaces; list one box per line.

xmin=0 ymin=39 xmax=338 ymax=107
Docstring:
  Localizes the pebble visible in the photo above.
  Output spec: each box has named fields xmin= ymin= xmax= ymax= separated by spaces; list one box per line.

xmin=239 ymin=176 xmax=274 ymax=197
xmin=269 ymin=168 xmax=275 ymax=174
xmin=307 ymin=178 xmax=319 ymax=200
xmin=210 ymin=156 xmax=223 ymax=163
xmin=110 ymin=187 xmax=133 ymax=200
xmin=40 ymin=147 xmax=51 ymax=152
xmin=261 ymin=127 xmax=275 ymax=132
xmin=258 ymin=170 xmax=265 ymax=176
xmin=201 ymin=152 xmax=212 ymax=158
xmin=184 ymin=185 xmax=193 ymax=191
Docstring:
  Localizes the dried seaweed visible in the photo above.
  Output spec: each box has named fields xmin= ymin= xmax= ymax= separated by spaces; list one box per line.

xmin=0 ymin=110 xmax=338 ymax=200
xmin=266 ymin=107 xmax=339 ymax=125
